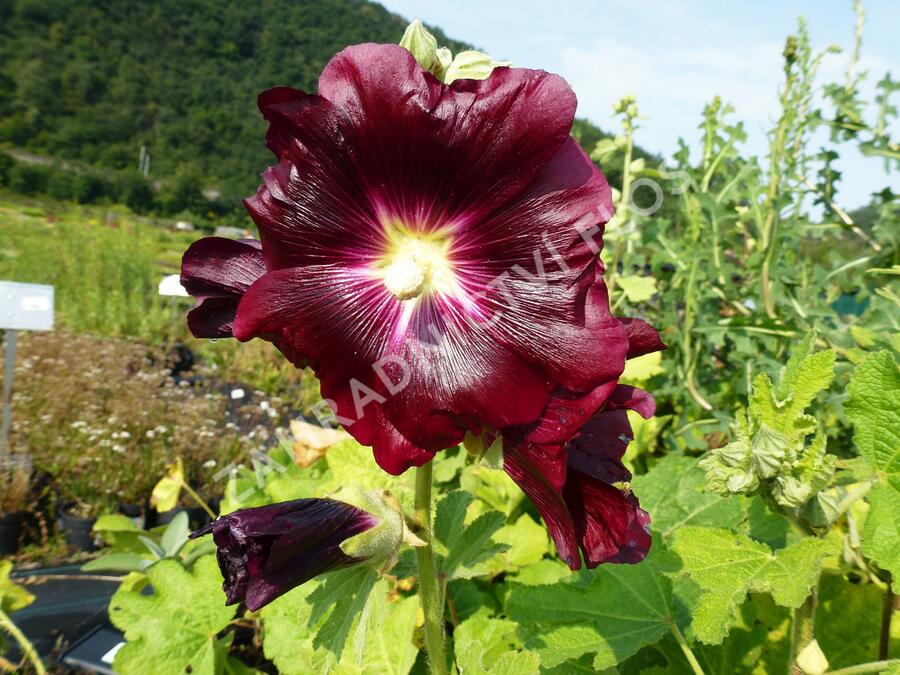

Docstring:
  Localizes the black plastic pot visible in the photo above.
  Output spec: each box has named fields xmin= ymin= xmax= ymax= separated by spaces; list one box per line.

xmin=118 ymin=502 xmax=146 ymax=529
xmin=0 ymin=511 xmax=25 ymax=555
xmin=58 ymin=503 xmax=98 ymax=552
xmin=152 ymin=506 xmax=209 ymax=529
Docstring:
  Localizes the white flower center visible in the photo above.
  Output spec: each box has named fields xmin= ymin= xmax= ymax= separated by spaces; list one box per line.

xmin=383 ymin=252 xmax=432 ymax=300
xmin=378 ymin=232 xmax=454 ymax=301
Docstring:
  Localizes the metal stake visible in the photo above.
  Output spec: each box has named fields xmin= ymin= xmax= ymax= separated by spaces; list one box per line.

xmin=1 ymin=329 xmax=16 ymax=457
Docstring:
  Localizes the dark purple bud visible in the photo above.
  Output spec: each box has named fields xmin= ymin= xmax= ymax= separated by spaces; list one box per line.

xmin=191 ymin=498 xmax=378 ymax=611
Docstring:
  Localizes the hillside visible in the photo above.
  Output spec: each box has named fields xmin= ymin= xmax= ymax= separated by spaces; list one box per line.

xmin=0 ymin=0 xmax=652 ymax=212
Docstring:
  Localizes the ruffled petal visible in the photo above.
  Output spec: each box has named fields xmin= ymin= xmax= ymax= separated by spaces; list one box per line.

xmin=180 ymin=237 xmax=266 ymax=338
xmin=187 ymin=297 xmax=242 ymax=339
xmin=502 ymin=442 xmax=579 ymax=568
xmin=180 ymin=237 xmax=264 ymax=296
xmin=604 ymin=385 xmax=656 ymax=419
xmin=565 ymin=408 xmax=634 ymax=484
xmin=317 ymin=43 xmax=577 ymax=222
xmin=234 ymin=266 xmax=553 ymax=474
xmin=563 ymin=469 xmax=651 ymax=566
xmin=619 ymin=317 xmax=667 ymax=359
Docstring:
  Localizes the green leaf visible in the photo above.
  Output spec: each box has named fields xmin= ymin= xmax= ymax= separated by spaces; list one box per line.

xmin=348 ymin=591 xmax=419 ymax=675
xmin=260 ymin=584 xmax=318 ymax=675
xmin=160 ymin=511 xmax=190 ymax=557
xmin=671 ymin=527 xmax=828 ymax=644
xmin=493 ymin=514 xmax=550 ymax=568
xmin=862 ymin=483 xmax=900 ymax=584
xmin=434 ymin=490 xmax=473 ymax=554
xmin=506 ymin=538 xmax=673 ymax=667
xmin=846 ymin=351 xmax=900 ymax=488
xmin=325 ymin=440 xmax=413 ymax=510
xmin=507 ymin=559 xmax=570 ymax=587
xmin=816 ymin=573 xmax=900 ymax=670
xmin=109 ymin=555 xmax=236 ymax=675
xmin=460 ymin=463 xmax=523 ymax=515
xmin=633 ymin=454 xmax=747 ymax=538
xmin=261 ymin=580 xmax=418 ymax=675
xmin=846 ymin=352 xmax=900 ymax=586
xmin=0 ymin=560 xmax=34 ymax=614
xmin=454 ymin=610 xmax=540 ymax=674
xmin=616 ymin=275 xmax=658 ymax=303
xmin=307 ymin=566 xmax=379 ymax=660
xmin=82 ymin=552 xmax=150 ymax=573
xmin=442 ymin=510 xmax=508 ymax=580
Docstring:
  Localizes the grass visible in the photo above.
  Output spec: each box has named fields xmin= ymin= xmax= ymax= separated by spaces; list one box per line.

xmin=0 ymin=191 xmax=197 ymax=341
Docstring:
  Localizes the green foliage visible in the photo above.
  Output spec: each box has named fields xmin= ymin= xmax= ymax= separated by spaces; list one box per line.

xmin=2 ymin=4 xmax=894 ymax=675
xmin=847 ymin=351 xmax=900 ymax=586
xmin=671 ymin=527 xmax=829 ymax=644
xmin=109 ymin=556 xmax=244 ymax=675
xmin=454 ymin=610 xmax=540 ymax=674
xmin=507 ymin=538 xmax=674 ymax=668
xmin=846 ymin=351 xmax=900 ymax=487
xmin=633 ymin=453 xmax=747 ymax=539
xmin=82 ymin=511 xmax=214 ymax=573
xmin=434 ymin=491 xmax=508 ymax=580
xmin=0 ymin=560 xmax=34 ymax=615
xmin=0 ymin=0 xmax=469 ymax=207
xmin=261 ymin=577 xmax=419 ymax=675
xmin=700 ymin=335 xmax=837 ymax=512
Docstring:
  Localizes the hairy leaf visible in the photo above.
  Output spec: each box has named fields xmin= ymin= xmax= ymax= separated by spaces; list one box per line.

xmin=671 ymin=527 xmax=828 ymax=644
xmin=109 ymin=556 xmax=240 ymax=675
xmin=506 ymin=539 xmax=672 ymax=667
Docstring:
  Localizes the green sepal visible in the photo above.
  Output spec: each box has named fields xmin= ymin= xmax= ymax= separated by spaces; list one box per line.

xmin=335 ymin=488 xmax=423 ymax=570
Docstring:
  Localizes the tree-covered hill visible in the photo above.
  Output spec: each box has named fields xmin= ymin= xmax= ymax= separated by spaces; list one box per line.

xmin=0 ymin=0 xmax=651 ymax=212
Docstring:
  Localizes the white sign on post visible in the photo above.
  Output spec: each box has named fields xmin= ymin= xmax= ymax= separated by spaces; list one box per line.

xmin=0 ymin=281 xmax=54 ymax=331
xmin=158 ymin=274 xmax=189 ymax=297
xmin=2 ymin=280 xmax=55 ymax=457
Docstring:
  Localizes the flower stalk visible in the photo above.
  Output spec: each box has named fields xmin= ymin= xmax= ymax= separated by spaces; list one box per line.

xmin=414 ymin=461 xmax=448 ymax=675
xmin=789 ymin=586 xmax=818 ymax=675
xmin=0 ymin=608 xmax=46 ymax=675
xmin=668 ymin=620 xmax=705 ymax=675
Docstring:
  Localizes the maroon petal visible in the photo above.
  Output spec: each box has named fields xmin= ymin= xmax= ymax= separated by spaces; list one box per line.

xmin=564 ymin=468 xmax=651 ymax=566
xmin=565 ymin=408 xmax=635 ymax=484
xmin=503 ymin=441 xmax=579 ymax=568
xmin=619 ymin=318 xmax=667 ymax=359
xmin=604 ymin=385 xmax=656 ymax=419
xmin=502 ymin=388 xmax=653 ymax=569
xmin=234 ymin=266 xmax=553 ymax=474
xmin=187 ymin=297 xmax=242 ymax=339
xmin=180 ymin=237 xmax=266 ymax=339
xmin=524 ymin=380 xmax=619 ymax=446
xmin=191 ymin=498 xmax=377 ymax=611
xmin=181 ymin=237 xmax=265 ymax=297
xmin=318 ymin=43 xmax=577 ymax=221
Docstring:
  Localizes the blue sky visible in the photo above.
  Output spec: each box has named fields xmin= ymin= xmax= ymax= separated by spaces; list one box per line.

xmin=378 ymin=0 xmax=899 ymax=208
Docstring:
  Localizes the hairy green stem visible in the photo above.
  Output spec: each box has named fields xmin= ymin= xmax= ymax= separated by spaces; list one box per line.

xmin=414 ymin=462 xmax=448 ymax=675
xmin=789 ymin=587 xmax=818 ymax=674
xmin=0 ymin=608 xmax=46 ymax=675
xmin=180 ymin=481 xmax=217 ymax=519
xmin=668 ymin=621 xmax=705 ymax=675
xmin=825 ymin=660 xmax=900 ymax=675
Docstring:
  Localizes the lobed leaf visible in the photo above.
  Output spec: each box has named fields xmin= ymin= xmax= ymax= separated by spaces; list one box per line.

xmin=671 ymin=527 xmax=828 ymax=644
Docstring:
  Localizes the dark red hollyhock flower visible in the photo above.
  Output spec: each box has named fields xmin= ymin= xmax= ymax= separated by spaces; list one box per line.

xmin=190 ymin=498 xmax=377 ymax=611
xmin=209 ymin=43 xmax=628 ymax=475
xmin=180 ymin=237 xmax=266 ymax=338
xmin=500 ymin=322 xmax=665 ymax=569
